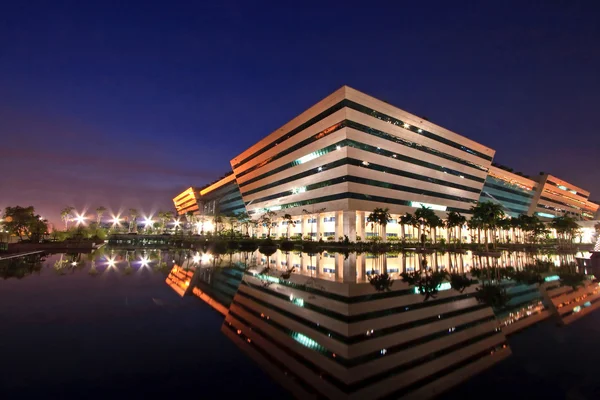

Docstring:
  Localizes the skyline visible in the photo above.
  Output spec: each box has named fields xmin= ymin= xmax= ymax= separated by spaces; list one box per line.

xmin=2 ymin=1 xmax=599 ymax=228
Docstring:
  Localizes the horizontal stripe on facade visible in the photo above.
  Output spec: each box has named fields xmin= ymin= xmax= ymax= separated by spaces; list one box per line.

xmin=480 ymin=191 xmax=532 ymax=207
xmin=240 ymin=280 xmax=481 ymax=325
xmin=223 ymin=322 xmax=324 ymax=397
xmin=248 ymin=191 xmax=473 ymax=215
xmin=235 ymin=119 xmax=489 ymax=181
xmin=545 ymin=180 xmax=587 ymax=198
xmin=345 ymin=100 xmax=492 ymax=161
xmin=242 ymin=149 xmax=483 ymax=199
xmin=540 ymin=196 xmax=582 ymax=211
xmin=483 ymin=180 xmax=535 ymax=198
xmin=378 ymin=341 xmax=507 ymax=400
xmin=230 ymin=301 xmax=496 ymax=368
xmin=245 ymin=175 xmax=478 ymax=209
xmin=233 ymin=292 xmax=492 ymax=346
xmin=243 ymin=270 xmax=477 ymax=305
xmin=226 ymin=311 xmax=504 ymax=394
xmin=233 ymin=99 xmax=491 ymax=170
xmin=239 ymin=139 xmax=485 ymax=193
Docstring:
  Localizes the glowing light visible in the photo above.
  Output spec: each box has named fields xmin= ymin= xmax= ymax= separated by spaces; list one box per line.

xmin=107 ymin=257 xmax=116 ymax=267
xmin=75 ymin=214 xmax=86 ymax=225
xmin=362 ymin=161 xmax=370 ymax=166
xmin=336 ymin=145 xmax=341 ymax=150
xmin=173 ymin=219 xmax=181 ymax=227
xmin=192 ymin=254 xmax=201 ymax=263
xmin=201 ymin=253 xmax=212 ymax=263
xmin=317 ymin=167 xmax=323 ymax=171
xmin=111 ymin=215 xmax=121 ymax=225
xmin=403 ymin=123 xmax=410 ymax=129
xmin=144 ymin=217 xmax=153 ymax=227
xmin=414 ymin=282 xmax=452 ymax=294
xmin=417 ymin=128 xmax=423 ymax=133
xmin=140 ymin=256 xmax=149 ymax=267
xmin=291 ymin=332 xmax=323 ymax=350
xmin=292 ymin=187 xmax=306 ymax=194
xmin=296 ymin=153 xmax=318 ymax=165
xmin=544 ymin=275 xmax=560 ymax=282
xmin=71 ymin=262 xmax=77 ymax=267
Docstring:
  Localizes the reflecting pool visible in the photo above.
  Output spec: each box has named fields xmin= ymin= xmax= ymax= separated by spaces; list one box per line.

xmin=1 ymin=248 xmax=597 ymax=399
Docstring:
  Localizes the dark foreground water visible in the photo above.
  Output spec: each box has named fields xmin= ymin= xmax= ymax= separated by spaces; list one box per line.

xmin=2 ymin=251 xmax=599 ymax=399
xmin=0 ymin=254 xmax=290 ymax=400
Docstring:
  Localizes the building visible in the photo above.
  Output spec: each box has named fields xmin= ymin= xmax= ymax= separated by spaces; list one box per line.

xmin=175 ymin=85 xmax=598 ymax=239
xmin=528 ymin=173 xmax=599 ymax=221
xmin=231 ymin=86 xmax=495 ymax=241
xmin=478 ymin=165 xmax=538 ymax=218
xmin=172 ymin=186 xmax=200 ymax=216
xmin=222 ymin=251 xmax=511 ymax=399
xmin=172 ymin=173 xmax=245 ymax=217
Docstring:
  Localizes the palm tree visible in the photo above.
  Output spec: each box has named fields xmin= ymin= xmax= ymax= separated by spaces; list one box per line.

xmin=377 ymin=208 xmax=391 ymax=241
xmin=213 ymin=214 xmax=223 ymax=236
xmin=128 ymin=208 xmax=138 ymax=233
xmin=551 ymin=215 xmax=580 ymax=248
xmin=367 ymin=211 xmax=379 ymax=239
xmin=95 ymin=206 xmax=107 ymax=225
xmin=446 ymin=211 xmax=466 ymax=243
xmin=282 ymin=213 xmax=295 ymax=239
xmin=163 ymin=211 xmax=174 ymax=233
xmin=60 ymin=206 xmax=75 ymax=230
xmin=470 ymin=202 xmax=504 ymax=249
xmin=399 ymin=213 xmax=414 ymax=242
xmin=415 ymin=205 xmax=437 ymax=246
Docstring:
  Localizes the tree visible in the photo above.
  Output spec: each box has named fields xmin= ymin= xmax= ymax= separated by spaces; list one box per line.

xmin=446 ymin=211 xmax=466 ymax=243
xmin=60 ymin=206 xmax=75 ymax=230
xmin=95 ymin=206 xmax=107 ymax=225
xmin=2 ymin=206 xmax=48 ymax=241
xmin=212 ymin=214 xmax=223 ymax=235
xmin=399 ymin=213 xmax=413 ymax=242
xmin=236 ymin=211 xmax=251 ymax=236
xmin=128 ymin=208 xmax=138 ymax=233
xmin=551 ymin=216 xmax=580 ymax=248
xmin=415 ymin=205 xmax=438 ymax=246
xmin=282 ymin=213 xmax=295 ymax=238
xmin=366 ymin=211 xmax=379 ymax=239
xmin=259 ymin=211 xmax=277 ymax=238
xmin=470 ymin=202 xmax=505 ymax=249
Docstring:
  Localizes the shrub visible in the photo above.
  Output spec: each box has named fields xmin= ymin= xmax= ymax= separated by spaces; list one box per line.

xmin=326 ymin=236 xmax=335 ymax=241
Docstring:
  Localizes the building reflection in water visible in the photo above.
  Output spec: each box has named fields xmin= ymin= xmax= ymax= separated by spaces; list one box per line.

xmin=165 ymin=249 xmax=588 ymax=399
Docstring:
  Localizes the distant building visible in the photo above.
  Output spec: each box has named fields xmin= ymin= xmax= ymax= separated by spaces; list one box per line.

xmin=528 ymin=173 xmax=599 ymax=221
xmin=172 ymin=173 xmax=244 ymax=217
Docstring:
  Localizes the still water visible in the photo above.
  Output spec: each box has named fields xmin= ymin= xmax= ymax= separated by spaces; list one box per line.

xmin=1 ymin=249 xmax=598 ymax=399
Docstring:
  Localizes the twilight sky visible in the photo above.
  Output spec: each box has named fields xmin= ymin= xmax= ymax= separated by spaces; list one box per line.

xmin=1 ymin=1 xmax=599 ymax=228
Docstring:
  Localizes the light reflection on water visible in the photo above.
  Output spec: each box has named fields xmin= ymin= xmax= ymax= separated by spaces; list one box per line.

xmin=0 ymin=248 xmax=587 ymax=281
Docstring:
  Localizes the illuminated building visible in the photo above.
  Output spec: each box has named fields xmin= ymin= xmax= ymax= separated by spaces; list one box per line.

xmin=478 ymin=165 xmax=538 ymax=218
xmin=528 ymin=173 xmax=599 ymax=221
xmin=222 ymin=251 xmax=511 ymax=399
xmin=173 ymin=173 xmax=245 ymax=217
xmin=173 ymin=187 xmax=201 ymax=216
xmin=174 ymin=85 xmax=598 ymax=238
xmin=231 ymin=85 xmax=495 ymax=240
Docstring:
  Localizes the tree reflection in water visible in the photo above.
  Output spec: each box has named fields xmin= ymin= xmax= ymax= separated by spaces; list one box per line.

xmin=0 ymin=253 xmax=46 ymax=279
